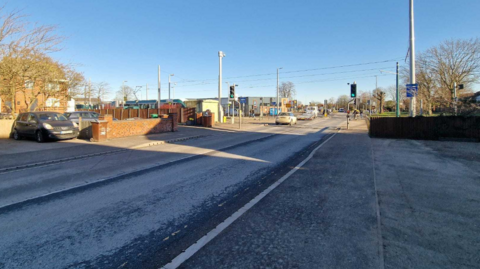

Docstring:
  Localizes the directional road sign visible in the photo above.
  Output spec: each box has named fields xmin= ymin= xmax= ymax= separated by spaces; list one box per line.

xmin=239 ymin=97 xmax=247 ymax=104
xmin=406 ymin=84 xmax=418 ymax=97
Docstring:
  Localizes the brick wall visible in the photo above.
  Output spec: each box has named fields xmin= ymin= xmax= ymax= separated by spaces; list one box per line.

xmin=99 ymin=114 xmax=177 ymax=139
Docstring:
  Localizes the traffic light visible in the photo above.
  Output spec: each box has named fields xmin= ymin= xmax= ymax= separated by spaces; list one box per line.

xmin=229 ymin=86 xmax=235 ymax=99
xmin=350 ymin=84 xmax=357 ymax=98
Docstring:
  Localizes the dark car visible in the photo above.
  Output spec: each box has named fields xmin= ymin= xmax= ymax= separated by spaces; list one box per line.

xmin=11 ymin=112 xmax=79 ymax=142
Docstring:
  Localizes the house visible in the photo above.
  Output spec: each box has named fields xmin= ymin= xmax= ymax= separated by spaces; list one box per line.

xmin=0 ymin=80 xmax=68 ymax=114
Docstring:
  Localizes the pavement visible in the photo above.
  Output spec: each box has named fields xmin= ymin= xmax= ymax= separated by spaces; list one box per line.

xmin=373 ymin=137 xmax=480 ymax=269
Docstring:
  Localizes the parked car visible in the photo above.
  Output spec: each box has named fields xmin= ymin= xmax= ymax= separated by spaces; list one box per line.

xmin=338 ymin=108 xmax=345 ymax=112
xmin=11 ymin=112 xmax=79 ymax=142
xmin=64 ymin=111 xmax=99 ymax=123
xmin=275 ymin=112 xmax=297 ymax=125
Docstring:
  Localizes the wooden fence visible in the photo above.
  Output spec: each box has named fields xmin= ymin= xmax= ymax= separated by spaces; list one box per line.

xmin=85 ymin=108 xmax=196 ymax=123
xmin=368 ymin=116 xmax=480 ymax=141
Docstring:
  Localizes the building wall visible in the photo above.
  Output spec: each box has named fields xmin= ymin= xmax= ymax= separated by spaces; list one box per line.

xmin=0 ymin=84 xmax=68 ymax=114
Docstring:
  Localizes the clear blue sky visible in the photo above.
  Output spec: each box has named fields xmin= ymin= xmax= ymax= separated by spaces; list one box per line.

xmin=8 ymin=0 xmax=480 ymax=103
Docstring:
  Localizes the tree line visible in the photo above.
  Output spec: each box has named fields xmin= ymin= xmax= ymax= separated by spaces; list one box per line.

xmin=330 ymin=38 xmax=480 ymax=115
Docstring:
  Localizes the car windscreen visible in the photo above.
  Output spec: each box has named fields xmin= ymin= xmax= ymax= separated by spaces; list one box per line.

xmin=278 ymin=113 xmax=289 ymax=116
xmin=38 ymin=113 xmax=68 ymax=121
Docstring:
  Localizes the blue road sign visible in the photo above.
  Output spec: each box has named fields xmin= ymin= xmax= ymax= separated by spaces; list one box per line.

xmin=239 ymin=97 xmax=247 ymax=104
xmin=271 ymin=102 xmax=277 ymax=106
xmin=406 ymin=84 xmax=418 ymax=97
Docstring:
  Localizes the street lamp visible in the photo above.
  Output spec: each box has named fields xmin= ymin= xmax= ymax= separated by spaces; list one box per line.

xmin=168 ymin=74 xmax=174 ymax=100
xmin=277 ymin=67 xmax=283 ymax=115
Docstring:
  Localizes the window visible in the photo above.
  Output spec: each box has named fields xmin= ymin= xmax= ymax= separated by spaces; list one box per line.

xmin=38 ymin=113 xmax=68 ymax=121
xmin=20 ymin=113 xmax=28 ymax=121
xmin=28 ymin=114 xmax=37 ymax=123
xmin=47 ymin=83 xmax=60 ymax=91
xmin=25 ymin=80 xmax=34 ymax=89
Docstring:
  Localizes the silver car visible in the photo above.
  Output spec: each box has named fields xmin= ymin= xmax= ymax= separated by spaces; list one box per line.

xmin=64 ymin=111 xmax=99 ymax=123
xmin=275 ymin=112 xmax=297 ymax=125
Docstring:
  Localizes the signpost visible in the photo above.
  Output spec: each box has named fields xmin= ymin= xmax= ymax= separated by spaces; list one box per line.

xmin=406 ymin=84 xmax=418 ymax=98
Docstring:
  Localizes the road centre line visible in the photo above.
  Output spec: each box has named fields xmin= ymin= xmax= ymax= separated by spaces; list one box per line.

xmin=160 ymin=131 xmax=338 ymax=269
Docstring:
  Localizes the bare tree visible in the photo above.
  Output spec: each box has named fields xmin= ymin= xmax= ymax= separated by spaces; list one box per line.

xmin=0 ymin=6 xmax=64 ymax=114
xmin=428 ymin=38 xmax=479 ymax=100
xmin=116 ymin=85 xmax=134 ymax=101
xmin=336 ymin=94 xmax=349 ymax=109
xmin=279 ymin=81 xmax=296 ymax=100
xmin=94 ymin=81 xmax=110 ymax=104
xmin=373 ymin=87 xmax=386 ymax=113
xmin=328 ymin=97 xmax=335 ymax=109
xmin=64 ymin=65 xmax=85 ymax=99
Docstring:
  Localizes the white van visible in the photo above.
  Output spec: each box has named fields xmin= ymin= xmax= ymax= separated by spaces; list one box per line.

xmin=305 ymin=106 xmax=319 ymax=118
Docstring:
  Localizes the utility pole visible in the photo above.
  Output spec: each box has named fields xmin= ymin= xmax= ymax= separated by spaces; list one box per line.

xmin=396 ymin=62 xmax=400 ymax=117
xmin=409 ymin=0 xmax=416 ymax=117
xmin=277 ymin=67 xmax=283 ymax=115
xmin=158 ymin=66 xmax=161 ymax=108
xmin=218 ymin=51 xmax=226 ymax=123
xmin=231 ymin=82 xmax=235 ymax=124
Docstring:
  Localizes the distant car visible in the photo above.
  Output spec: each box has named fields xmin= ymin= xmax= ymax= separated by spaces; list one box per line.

xmin=338 ymin=108 xmax=345 ymax=112
xmin=275 ymin=112 xmax=297 ymax=125
xmin=305 ymin=106 xmax=319 ymax=118
xmin=12 ymin=112 xmax=79 ymax=142
xmin=64 ymin=111 xmax=99 ymax=123
xmin=297 ymin=113 xmax=314 ymax=120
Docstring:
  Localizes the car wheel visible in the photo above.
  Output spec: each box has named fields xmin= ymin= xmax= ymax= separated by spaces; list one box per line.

xmin=36 ymin=130 xmax=45 ymax=143
xmin=275 ymin=122 xmax=279 ymax=125
xmin=13 ymin=130 xmax=22 ymax=140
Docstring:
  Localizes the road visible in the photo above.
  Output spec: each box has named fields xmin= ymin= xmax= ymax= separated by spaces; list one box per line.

xmin=0 ymin=114 xmax=346 ymax=269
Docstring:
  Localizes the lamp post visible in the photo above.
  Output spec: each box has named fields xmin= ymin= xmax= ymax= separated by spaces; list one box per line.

xmin=168 ymin=74 xmax=174 ymax=100
xmin=218 ymin=51 xmax=226 ymax=123
xmin=409 ymin=0 xmax=416 ymax=117
xmin=277 ymin=67 xmax=283 ymax=115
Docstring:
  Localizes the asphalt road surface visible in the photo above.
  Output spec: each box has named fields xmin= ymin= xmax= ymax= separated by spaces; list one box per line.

xmin=0 ymin=114 xmax=346 ymax=269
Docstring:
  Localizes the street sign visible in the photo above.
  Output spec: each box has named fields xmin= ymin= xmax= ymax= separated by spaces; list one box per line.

xmin=406 ymin=84 xmax=418 ymax=97
xmin=286 ymin=104 xmax=291 ymax=108
xmin=272 ymin=102 xmax=277 ymax=106
xmin=239 ymin=97 xmax=247 ymax=104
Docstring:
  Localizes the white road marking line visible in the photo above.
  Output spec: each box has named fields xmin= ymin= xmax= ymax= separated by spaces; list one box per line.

xmin=160 ymin=132 xmax=337 ymax=269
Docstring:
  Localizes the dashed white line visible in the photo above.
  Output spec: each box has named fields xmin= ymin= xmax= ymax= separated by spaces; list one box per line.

xmin=160 ymin=132 xmax=337 ymax=269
